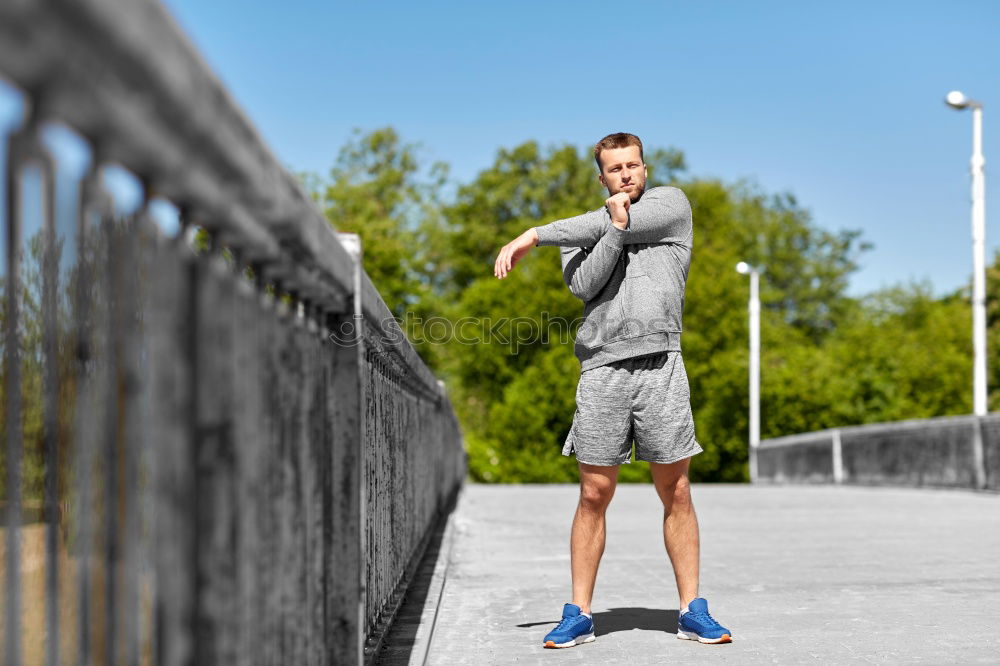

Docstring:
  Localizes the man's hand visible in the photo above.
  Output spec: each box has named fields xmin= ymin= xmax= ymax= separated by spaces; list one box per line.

xmin=606 ymin=192 xmax=630 ymax=229
xmin=494 ymin=228 xmax=539 ymax=279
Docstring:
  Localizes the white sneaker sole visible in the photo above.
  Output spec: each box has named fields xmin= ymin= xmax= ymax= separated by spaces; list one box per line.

xmin=677 ymin=629 xmax=732 ymax=644
xmin=544 ymin=633 xmax=596 ymax=648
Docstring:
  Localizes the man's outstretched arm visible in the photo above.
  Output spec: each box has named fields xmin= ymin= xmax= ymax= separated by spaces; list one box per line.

xmin=533 ymin=186 xmax=692 ymax=248
xmin=494 ymin=193 xmax=631 ymax=279
xmin=560 ymin=226 xmax=627 ymax=302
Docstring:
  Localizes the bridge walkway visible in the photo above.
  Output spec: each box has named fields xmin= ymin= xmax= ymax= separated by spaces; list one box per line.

xmin=379 ymin=484 xmax=999 ymax=665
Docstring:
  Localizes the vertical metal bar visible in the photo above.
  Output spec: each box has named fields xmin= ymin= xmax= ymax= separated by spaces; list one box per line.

xmin=272 ymin=289 xmax=293 ymax=663
xmin=38 ymin=131 xmax=61 ymax=666
xmin=261 ymin=280 xmax=280 ymax=664
xmin=232 ymin=256 xmax=262 ymax=665
xmin=4 ymin=114 xmax=26 ymax=666
xmin=831 ymin=429 xmax=844 ymax=485
xmin=147 ymin=206 xmax=197 ymax=666
xmin=74 ymin=179 xmax=93 ymax=666
xmin=304 ymin=308 xmax=324 ymax=663
xmin=319 ymin=305 xmax=335 ymax=664
xmin=291 ymin=300 xmax=306 ymax=664
xmin=970 ymin=106 xmax=987 ymax=416
xmin=303 ymin=303 xmax=328 ymax=663
xmin=134 ymin=201 xmax=160 ymax=665
xmin=193 ymin=250 xmax=239 ymax=664
xmin=119 ymin=199 xmax=146 ymax=665
xmin=971 ymin=417 xmax=987 ymax=490
xmin=73 ymin=160 xmax=111 ymax=666
xmin=748 ymin=269 xmax=760 ymax=483
xmin=329 ymin=232 xmax=366 ymax=666
xmin=102 ymin=190 xmax=121 ymax=666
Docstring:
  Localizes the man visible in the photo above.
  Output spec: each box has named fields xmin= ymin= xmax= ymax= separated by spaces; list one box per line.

xmin=493 ymin=132 xmax=732 ymax=649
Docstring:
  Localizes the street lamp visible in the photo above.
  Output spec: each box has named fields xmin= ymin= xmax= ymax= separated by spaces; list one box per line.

xmin=736 ymin=261 xmax=761 ymax=482
xmin=945 ymin=90 xmax=987 ymax=416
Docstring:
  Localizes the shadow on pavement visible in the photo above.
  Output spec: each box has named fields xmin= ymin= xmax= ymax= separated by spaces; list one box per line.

xmin=518 ymin=607 xmax=678 ymax=637
xmin=372 ymin=502 xmax=454 ymax=665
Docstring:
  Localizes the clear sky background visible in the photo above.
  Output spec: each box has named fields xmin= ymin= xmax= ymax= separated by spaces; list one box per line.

xmin=82 ymin=1 xmax=1000 ymax=295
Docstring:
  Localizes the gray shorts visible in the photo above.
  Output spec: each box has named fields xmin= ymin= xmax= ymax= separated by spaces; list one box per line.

xmin=562 ymin=351 xmax=703 ymax=466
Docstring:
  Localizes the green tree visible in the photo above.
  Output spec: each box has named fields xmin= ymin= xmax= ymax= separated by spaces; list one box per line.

xmin=670 ymin=178 xmax=869 ymax=480
xmin=313 ymin=128 xmax=447 ymax=317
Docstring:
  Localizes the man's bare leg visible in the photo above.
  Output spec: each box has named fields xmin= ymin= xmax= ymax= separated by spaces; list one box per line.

xmin=570 ymin=462 xmax=619 ymax=613
xmin=650 ymin=458 xmax=699 ymax=609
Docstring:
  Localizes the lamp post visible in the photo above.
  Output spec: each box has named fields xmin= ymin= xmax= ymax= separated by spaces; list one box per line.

xmin=736 ymin=261 xmax=760 ymax=482
xmin=945 ymin=90 xmax=987 ymax=416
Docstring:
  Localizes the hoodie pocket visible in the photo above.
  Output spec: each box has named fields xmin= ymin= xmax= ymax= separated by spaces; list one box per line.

xmin=576 ymin=293 xmax=630 ymax=349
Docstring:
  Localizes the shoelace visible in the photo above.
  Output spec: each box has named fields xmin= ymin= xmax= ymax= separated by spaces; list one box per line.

xmin=687 ymin=610 xmax=722 ymax=629
xmin=554 ymin=614 xmax=584 ymax=633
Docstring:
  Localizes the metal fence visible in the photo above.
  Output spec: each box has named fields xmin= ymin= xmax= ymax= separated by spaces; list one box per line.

xmin=758 ymin=414 xmax=998 ymax=491
xmin=0 ymin=1 xmax=466 ymax=664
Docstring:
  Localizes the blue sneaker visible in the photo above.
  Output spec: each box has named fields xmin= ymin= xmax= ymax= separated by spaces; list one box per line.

xmin=542 ymin=603 xmax=596 ymax=648
xmin=677 ymin=598 xmax=732 ymax=644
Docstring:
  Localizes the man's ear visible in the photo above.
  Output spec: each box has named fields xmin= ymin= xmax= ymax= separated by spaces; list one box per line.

xmin=597 ymin=172 xmax=606 ymax=187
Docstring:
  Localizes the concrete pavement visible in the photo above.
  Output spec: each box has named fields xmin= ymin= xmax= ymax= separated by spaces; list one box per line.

xmin=378 ymin=484 xmax=1000 ymax=665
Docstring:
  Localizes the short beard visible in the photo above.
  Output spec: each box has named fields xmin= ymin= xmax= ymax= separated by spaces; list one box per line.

xmin=627 ymin=182 xmax=645 ymax=202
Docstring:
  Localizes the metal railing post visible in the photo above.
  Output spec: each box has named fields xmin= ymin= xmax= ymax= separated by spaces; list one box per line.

xmin=330 ymin=232 xmax=366 ymax=666
xmin=971 ymin=417 xmax=987 ymax=490
xmin=831 ymin=428 xmax=844 ymax=484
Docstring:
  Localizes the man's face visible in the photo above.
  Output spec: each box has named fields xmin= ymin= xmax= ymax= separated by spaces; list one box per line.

xmin=597 ymin=145 xmax=647 ymax=201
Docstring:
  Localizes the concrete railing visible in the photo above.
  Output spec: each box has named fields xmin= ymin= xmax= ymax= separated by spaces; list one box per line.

xmin=757 ymin=414 xmax=999 ymax=491
xmin=0 ymin=1 xmax=465 ymax=665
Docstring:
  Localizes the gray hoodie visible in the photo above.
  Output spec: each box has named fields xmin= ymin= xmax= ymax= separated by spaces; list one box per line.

xmin=533 ymin=186 xmax=693 ymax=371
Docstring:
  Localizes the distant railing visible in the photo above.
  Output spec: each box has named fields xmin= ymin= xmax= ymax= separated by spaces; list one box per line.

xmin=757 ymin=414 xmax=998 ymax=491
xmin=0 ymin=1 xmax=465 ymax=665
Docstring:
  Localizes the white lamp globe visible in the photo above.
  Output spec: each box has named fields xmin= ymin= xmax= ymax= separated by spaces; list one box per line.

xmin=945 ymin=90 xmax=968 ymax=109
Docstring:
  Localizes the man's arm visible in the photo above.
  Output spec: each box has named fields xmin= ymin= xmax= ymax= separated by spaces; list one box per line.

xmin=533 ymin=207 xmax=608 ymax=249
xmin=493 ymin=191 xmax=630 ymax=279
xmin=560 ymin=225 xmax=627 ymax=302
xmin=533 ymin=186 xmax=692 ymax=247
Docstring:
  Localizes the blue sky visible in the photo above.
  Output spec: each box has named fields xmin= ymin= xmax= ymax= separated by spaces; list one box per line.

xmin=9 ymin=0 xmax=1000 ymax=297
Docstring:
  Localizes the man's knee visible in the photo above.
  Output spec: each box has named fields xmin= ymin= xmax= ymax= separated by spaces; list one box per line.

xmin=670 ymin=475 xmax=692 ymax=507
xmin=659 ymin=473 xmax=693 ymax=513
xmin=579 ymin=479 xmax=615 ymax=513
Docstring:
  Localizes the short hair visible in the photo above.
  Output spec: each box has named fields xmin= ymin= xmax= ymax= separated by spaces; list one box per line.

xmin=594 ymin=132 xmax=644 ymax=171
